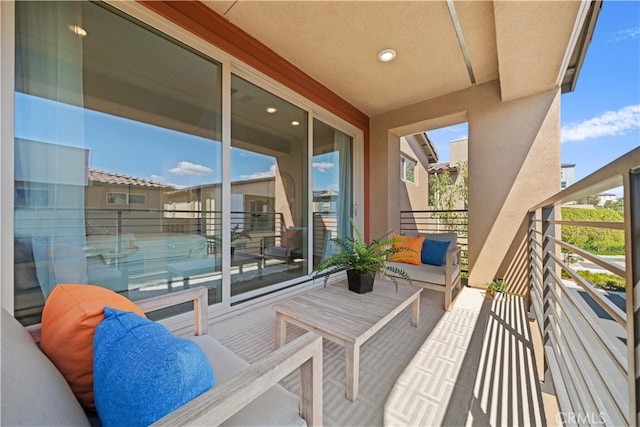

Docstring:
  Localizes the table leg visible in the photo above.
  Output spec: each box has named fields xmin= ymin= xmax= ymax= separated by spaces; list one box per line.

xmin=275 ymin=313 xmax=287 ymax=349
xmin=345 ymin=342 xmax=360 ymax=401
xmin=411 ymin=295 xmax=420 ymax=327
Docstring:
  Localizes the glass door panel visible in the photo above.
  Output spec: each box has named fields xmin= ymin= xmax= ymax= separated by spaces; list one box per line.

xmin=312 ymin=119 xmax=353 ymax=267
xmin=14 ymin=1 xmax=222 ymax=324
xmin=231 ymin=75 xmax=309 ymax=297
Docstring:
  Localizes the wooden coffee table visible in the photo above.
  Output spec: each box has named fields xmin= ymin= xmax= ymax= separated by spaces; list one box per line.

xmin=273 ymin=278 xmax=422 ymax=401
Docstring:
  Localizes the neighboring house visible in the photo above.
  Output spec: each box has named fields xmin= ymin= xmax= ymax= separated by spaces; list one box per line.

xmin=597 ymin=192 xmax=617 ymax=205
xmin=399 ymin=133 xmax=437 ymax=212
xmin=561 ymin=163 xmax=576 ymax=189
xmin=313 ymin=190 xmax=338 ymax=214
xmin=164 ymin=177 xmax=278 ymax=236
xmin=86 ymin=169 xmax=170 ymax=235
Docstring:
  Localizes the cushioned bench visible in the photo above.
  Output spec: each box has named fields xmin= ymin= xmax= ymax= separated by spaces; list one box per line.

xmin=2 ymin=287 xmax=323 ymax=426
xmin=387 ymin=232 xmax=462 ymax=311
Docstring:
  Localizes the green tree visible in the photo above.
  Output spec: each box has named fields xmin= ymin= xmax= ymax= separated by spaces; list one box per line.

xmin=428 ymin=161 xmax=468 ymax=234
xmin=577 ymin=194 xmax=600 ymax=206
xmin=604 ymin=198 xmax=624 ymax=213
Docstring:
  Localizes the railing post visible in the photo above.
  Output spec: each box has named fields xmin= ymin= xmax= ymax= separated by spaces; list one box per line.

xmin=628 ymin=167 xmax=640 ymax=426
xmin=541 ymin=204 xmax=555 ymax=384
xmin=528 ymin=210 xmax=537 ymax=316
xmin=116 ymin=210 xmax=122 ymax=256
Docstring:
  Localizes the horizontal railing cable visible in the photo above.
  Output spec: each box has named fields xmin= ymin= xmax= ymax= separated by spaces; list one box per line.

xmin=548 ymin=219 xmax=625 ymax=230
xmin=548 ymin=251 xmax=626 ymax=326
xmin=528 ymin=148 xmax=639 ymax=424
xmin=546 ymin=270 xmax=628 ymax=378
xmin=548 ymin=236 xmax=626 ymax=278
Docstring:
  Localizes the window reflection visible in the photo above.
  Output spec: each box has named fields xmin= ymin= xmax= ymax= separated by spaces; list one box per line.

xmin=312 ymin=119 xmax=353 ymax=268
xmin=230 ymin=75 xmax=309 ymax=298
xmin=14 ymin=1 xmax=222 ymax=324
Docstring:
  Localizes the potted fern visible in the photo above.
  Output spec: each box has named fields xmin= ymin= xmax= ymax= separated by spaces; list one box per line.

xmin=313 ymin=219 xmax=412 ymax=293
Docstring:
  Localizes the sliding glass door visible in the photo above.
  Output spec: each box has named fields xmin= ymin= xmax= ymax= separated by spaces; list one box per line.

xmin=11 ymin=1 xmax=359 ymax=324
xmin=14 ymin=1 xmax=222 ymax=324
xmin=230 ymin=75 xmax=309 ymax=298
xmin=312 ymin=119 xmax=353 ymax=267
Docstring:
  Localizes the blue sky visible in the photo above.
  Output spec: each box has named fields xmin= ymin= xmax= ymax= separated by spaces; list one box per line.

xmin=428 ymin=1 xmax=639 ymax=197
xmin=15 ymin=92 xmax=337 ymax=190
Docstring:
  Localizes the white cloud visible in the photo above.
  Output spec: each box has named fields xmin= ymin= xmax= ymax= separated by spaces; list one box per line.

xmin=149 ymin=174 xmax=184 ymax=189
xmin=239 ymin=164 xmax=276 ymax=180
xmin=169 ymin=161 xmax=213 ymax=176
xmin=610 ymin=27 xmax=640 ymax=42
xmin=561 ymin=105 xmax=640 ymax=143
xmin=312 ymin=161 xmax=334 ymax=173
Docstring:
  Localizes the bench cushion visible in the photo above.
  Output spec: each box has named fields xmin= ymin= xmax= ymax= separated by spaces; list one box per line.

xmin=188 ymin=335 xmax=307 ymax=427
xmin=1 ymin=308 xmax=89 ymax=426
xmin=387 ymin=261 xmax=460 ymax=286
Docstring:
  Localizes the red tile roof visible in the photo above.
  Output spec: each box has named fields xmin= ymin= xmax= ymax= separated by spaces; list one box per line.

xmin=427 ymin=162 xmax=458 ymax=174
xmin=88 ymin=169 xmax=170 ymax=188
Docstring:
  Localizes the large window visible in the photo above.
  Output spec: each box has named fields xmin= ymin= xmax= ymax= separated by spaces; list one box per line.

xmin=14 ymin=2 xmax=222 ymax=324
xmin=11 ymin=1 xmax=359 ymax=325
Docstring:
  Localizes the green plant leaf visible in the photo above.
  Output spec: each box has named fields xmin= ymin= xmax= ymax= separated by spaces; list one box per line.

xmin=311 ymin=217 xmax=411 ymax=292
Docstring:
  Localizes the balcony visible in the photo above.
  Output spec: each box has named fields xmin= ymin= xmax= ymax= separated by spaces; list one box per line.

xmin=195 ymin=147 xmax=637 ymax=425
xmin=5 ymin=0 xmax=639 ymax=425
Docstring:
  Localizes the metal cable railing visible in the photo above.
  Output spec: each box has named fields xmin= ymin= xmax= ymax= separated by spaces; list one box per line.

xmin=529 ymin=147 xmax=639 ymax=425
xmin=399 ymin=209 xmax=468 ymax=274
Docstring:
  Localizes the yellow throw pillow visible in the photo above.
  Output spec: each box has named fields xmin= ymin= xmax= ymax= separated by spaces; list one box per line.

xmin=389 ymin=234 xmax=424 ymax=265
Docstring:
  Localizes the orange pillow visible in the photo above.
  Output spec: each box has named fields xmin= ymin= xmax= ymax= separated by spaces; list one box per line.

xmin=282 ymin=229 xmax=302 ymax=249
xmin=389 ymin=234 xmax=424 ymax=265
xmin=40 ymin=284 xmax=146 ymax=409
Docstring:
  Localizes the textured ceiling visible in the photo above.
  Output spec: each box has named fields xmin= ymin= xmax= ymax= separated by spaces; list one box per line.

xmin=203 ymin=0 xmax=581 ymax=117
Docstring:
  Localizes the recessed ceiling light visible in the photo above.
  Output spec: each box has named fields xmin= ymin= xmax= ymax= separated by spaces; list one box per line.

xmin=266 ymin=107 xmax=277 ymax=114
xmin=68 ymin=24 xmax=87 ymax=37
xmin=378 ymin=49 xmax=396 ymax=62
xmin=291 ymin=121 xmax=300 ymax=126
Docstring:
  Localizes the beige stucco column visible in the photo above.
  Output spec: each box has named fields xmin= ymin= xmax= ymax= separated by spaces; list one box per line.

xmin=468 ymin=88 xmax=560 ymax=291
xmin=369 ymin=81 xmax=560 ymax=292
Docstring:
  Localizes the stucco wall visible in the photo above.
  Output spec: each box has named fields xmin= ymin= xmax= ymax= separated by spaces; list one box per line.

xmin=399 ymin=138 xmax=430 ymax=213
xmin=468 ymin=88 xmax=560 ymax=290
xmin=370 ymin=81 xmax=560 ymax=290
xmin=450 ymin=138 xmax=468 ymax=165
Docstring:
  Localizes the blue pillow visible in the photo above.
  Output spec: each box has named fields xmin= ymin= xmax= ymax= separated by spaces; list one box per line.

xmin=93 ymin=307 xmax=215 ymax=427
xmin=421 ymin=239 xmax=450 ymax=266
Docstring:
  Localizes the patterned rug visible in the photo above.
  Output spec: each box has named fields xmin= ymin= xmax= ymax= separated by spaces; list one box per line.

xmin=216 ymin=288 xmax=456 ymax=426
